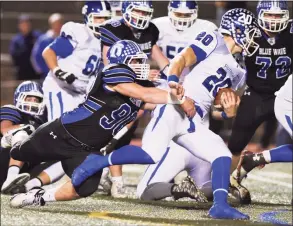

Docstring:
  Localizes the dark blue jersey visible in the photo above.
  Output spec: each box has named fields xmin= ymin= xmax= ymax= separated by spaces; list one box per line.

xmin=61 ymin=64 xmax=153 ymax=149
xmin=0 ymin=105 xmax=47 ymax=135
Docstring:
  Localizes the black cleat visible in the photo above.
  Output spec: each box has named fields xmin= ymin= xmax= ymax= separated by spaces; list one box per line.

xmin=171 ymin=176 xmax=208 ymax=202
xmin=229 ymin=175 xmax=251 ymax=205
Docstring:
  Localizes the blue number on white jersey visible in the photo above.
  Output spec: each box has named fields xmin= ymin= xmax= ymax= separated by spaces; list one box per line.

xmin=166 ymin=45 xmax=184 ymax=59
xmin=202 ymin=67 xmax=232 ymax=97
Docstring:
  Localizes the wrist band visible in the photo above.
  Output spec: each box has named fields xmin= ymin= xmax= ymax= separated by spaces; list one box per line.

xmin=53 ymin=67 xmax=60 ymax=74
xmin=221 ymin=111 xmax=229 ymax=119
xmin=167 ymin=75 xmax=179 ymax=83
xmin=167 ymin=92 xmax=186 ymax=104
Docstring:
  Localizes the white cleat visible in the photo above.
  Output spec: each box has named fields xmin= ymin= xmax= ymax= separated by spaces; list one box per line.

xmin=111 ymin=181 xmax=127 ymax=198
xmin=10 ymin=188 xmax=45 ymax=208
xmin=1 ymin=173 xmax=30 ymax=194
xmin=100 ymin=176 xmax=112 ymax=195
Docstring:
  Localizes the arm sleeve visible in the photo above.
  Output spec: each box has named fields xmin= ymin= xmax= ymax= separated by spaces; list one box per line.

xmin=189 ymin=31 xmax=218 ymax=63
xmin=0 ymin=106 xmax=22 ymax=124
xmin=100 ymin=22 xmax=123 ymax=47
xmin=102 ymin=65 xmax=136 ymax=85
xmin=48 ymin=22 xmax=80 ymax=58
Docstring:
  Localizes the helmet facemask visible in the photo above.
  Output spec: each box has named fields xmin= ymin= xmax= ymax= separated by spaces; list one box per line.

xmin=232 ymin=23 xmax=261 ymax=57
xmin=125 ymin=53 xmax=150 ymax=80
xmin=123 ymin=4 xmax=153 ymax=30
xmin=15 ymin=92 xmax=45 ymax=116
xmin=258 ymin=9 xmax=289 ymax=32
xmin=168 ymin=8 xmax=197 ymax=31
xmin=86 ymin=12 xmax=111 ymax=35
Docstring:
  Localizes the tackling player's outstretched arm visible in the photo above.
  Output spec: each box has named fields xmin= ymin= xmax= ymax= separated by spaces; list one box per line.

xmin=111 ymin=83 xmax=184 ymax=105
xmin=151 ymin=44 xmax=170 ymax=70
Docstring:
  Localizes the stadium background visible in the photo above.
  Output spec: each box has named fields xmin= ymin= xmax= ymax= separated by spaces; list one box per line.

xmin=1 ymin=1 xmax=292 ymax=145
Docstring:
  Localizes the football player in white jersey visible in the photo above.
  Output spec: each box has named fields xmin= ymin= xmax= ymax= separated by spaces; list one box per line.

xmin=6 ymin=1 xmax=112 ymax=195
xmin=152 ymin=0 xmax=217 ymax=81
xmin=232 ymin=74 xmax=292 ymax=199
xmin=71 ymin=8 xmax=261 ymax=219
xmin=136 ymin=0 xmax=221 ymax=202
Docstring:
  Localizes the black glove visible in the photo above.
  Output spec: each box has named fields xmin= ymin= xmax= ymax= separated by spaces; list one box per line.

xmin=100 ymin=138 xmax=119 ymax=156
xmin=53 ymin=67 xmax=76 ymax=84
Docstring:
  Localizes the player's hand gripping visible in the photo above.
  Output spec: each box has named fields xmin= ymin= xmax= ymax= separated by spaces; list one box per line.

xmin=180 ymin=97 xmax=196 ymax=118
xmin=148 ymin=69 xmax=161 ymax=81
xmin=53 ymin=67 xmax=77 ymax=84
xmin=221 ymin=92 xmax=240 ymax=118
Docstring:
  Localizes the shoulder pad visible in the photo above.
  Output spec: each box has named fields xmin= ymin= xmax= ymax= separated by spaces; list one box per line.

xmin=60 ymin=22 xmax=89 ymax=45
xmin=1 ymin=104 xmax=18 ymax=110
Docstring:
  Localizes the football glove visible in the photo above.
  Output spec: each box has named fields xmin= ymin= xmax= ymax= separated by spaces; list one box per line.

xmin=100 ymin=138 xmax=118 ymax=156
xmin=1 ymin=124 xmax=35 ymax=148
xmin=53 ymin=67 xmax=76 ymax=84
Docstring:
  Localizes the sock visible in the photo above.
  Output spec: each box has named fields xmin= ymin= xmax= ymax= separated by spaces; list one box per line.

xmin=262 ymin=150 xmax=271 ymax=163
xmin=211 ymin=156 xmax=231 ymax=204
xmin=43 ymin=161 xmax=65 ymax=183
xmin=6 ymin=166 xmax=20 ymax=180
xmin=42 ymin=187 xmax=57 ymax=202
xmin=72 ymin=145 xmax=155 ymax=187
xmin=269 ymin=144 xmax=293 ymax=163
xmin=111 ymin=176 xmax=123 ymax=183
xmin=25 ymin=178 xmax=43 ymax=191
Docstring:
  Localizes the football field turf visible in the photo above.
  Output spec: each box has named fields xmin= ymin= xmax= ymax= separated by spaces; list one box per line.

xmin=1 ymin=163 xmax=292 ymax=226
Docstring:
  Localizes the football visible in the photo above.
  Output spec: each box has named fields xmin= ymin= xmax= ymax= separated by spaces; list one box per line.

xmin=214 ymin=88 xmax=237 ymax=106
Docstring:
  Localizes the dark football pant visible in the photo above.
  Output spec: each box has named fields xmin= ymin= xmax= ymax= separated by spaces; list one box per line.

xmin=228 ymin=87 xmax=277 ymax=155
xmin=0 ymin=147 xmax=57 ymax=189
xmin=10 ymin=119 xmax=102 ymax=197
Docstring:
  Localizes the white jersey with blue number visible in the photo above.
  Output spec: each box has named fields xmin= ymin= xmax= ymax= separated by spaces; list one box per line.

xmin=48 ymin=22 xmax=102 ymax=94
xmin=152 ymin=17 xmax=217 ymax=81
xmin=183 ymin=30 xmax=246 ymax=120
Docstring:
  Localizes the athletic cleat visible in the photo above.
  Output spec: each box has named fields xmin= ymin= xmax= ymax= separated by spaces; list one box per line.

xmin=100 ymin=172 xmax=112 ymax=195
xmin=229 ymin=175 xmax=251 ymax=205
xmin=1 ymin=173 xmax=30 ymax=194
xmin=209 ymin=202 xmax=250 ymax=220
xmin=111 ymin=181 xmax=127 ymax=198
xmin=171 ymin=176 xmax=208 ymax=202
xmin=10 ymin=187 xmax=45 ymax=208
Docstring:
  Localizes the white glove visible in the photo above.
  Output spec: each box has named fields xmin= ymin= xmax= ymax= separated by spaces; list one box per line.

xmin=1 ymin=124 xmax=35 ymax=148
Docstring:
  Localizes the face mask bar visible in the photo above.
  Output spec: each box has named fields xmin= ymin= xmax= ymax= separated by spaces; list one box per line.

xmin=258 ymin=9 xmax=289 ymax=32
xmin=239 ymin=28 xmax=261 ymax=57
xmin=168 ymin=9 xmax=197 ymax=31
xmin=124 ymin=5 xmax=153 ymax=30
xmin=15 ymin=93 xmax=45 ymax=116
xmin=87 ymin=12 xmax=111 ymax=35
xmin=125 ymin=53 xmax=150 ymax=80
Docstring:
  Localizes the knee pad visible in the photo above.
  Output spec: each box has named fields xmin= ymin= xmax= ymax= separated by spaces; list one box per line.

xmin=73 ymin=171 xmax=102 ymax=197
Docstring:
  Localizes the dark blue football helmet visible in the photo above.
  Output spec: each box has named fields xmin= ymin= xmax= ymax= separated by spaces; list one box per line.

xmin=122 ymin=1 xmax=153 ymax=30
xmin=257 ymin=0 xmax=289 ymax=32
xmin=107 ymin=40 xmax=150 ymax=80
xmin=220 ymin=8 xmax=261 ymax=56
xmin=168 ymin=0 xmax=198 ymax=31
xmin=14 ymin=81 xmax=44 ymax=116
xmin=82 ymin=1 xmax=112 ymax=35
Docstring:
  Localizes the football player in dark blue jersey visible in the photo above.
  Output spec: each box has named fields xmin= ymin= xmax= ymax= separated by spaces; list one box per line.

xmin=0 ymin=81 xmax=45 ymax=193
xmin=9 ymin=40 xmax=194 ymax=208
xmin=100 ymin=0 xmax=171 ymax=197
